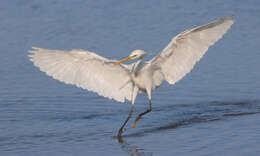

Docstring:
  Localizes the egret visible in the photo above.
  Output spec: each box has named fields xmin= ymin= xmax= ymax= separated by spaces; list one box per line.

xmin=28 ymin=16 xmax=234 ymax=137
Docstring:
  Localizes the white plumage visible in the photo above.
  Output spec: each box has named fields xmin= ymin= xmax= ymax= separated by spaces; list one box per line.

xmin=150 ymin=16 xmax=234 ymax=85
xmin=28 ymin=16 xmax=234 ymax=137
xmin=29 ymin=47 xmax=133 ymax=102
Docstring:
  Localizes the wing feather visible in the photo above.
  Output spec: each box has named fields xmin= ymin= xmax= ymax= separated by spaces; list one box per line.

xmin=150 ymin=16 xmax=234 ymax=85
xmin=28 ymin=47 xmax=132 ymax=102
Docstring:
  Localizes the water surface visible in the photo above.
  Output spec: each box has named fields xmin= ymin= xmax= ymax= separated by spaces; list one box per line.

xmin=1 ymin=0 xmax=260 ymax=155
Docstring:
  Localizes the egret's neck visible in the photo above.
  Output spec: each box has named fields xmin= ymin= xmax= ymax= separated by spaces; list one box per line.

xmin=132 ymin=57 xmax=144 ymax=73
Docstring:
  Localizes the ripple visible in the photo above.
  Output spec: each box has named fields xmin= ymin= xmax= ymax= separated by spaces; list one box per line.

xmin=120 ymin=100 xmax=260 ymax=138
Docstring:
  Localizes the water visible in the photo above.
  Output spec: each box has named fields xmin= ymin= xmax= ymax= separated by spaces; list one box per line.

xmin=1 ymin=0 xmax=260 ymax=155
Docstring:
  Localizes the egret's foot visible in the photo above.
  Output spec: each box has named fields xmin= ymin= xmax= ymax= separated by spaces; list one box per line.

xmin=131 ymin=116 xmax=141 ymax=128
xmin=117 ymin=127 xmax=126 ymax=138
xmin=131 ymin=107 xmax=152 ymax=128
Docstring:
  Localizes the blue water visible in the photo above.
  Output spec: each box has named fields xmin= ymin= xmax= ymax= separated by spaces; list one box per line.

xmin=1 ymin=0 xmax=260 ymax=155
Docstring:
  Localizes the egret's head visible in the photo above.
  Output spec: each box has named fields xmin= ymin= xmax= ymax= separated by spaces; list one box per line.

xmin=129 ymin=50 xmax=146 ymax=59
xmin=115 ymin=50 xmax=146 ymax=65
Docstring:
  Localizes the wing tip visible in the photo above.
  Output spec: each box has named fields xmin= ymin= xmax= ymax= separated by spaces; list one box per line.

xmin=220 ymin=16 xmax=235 ymax=25
xmin=28 ymin=46 xmax=40 ymax=54
xmin=221 ymin=16 xmax=235 ymax=21
xmin=31 ymin=46 xmax=41 ymax=51
xmin=28 ymin=46 xmax=37 ymax=60
xmin=212 ymin=16 xmax=235 ymax=27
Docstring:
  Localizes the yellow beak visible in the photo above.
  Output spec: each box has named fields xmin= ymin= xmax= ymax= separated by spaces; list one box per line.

xmin=115 ymin=56 xmax=134 ymax=65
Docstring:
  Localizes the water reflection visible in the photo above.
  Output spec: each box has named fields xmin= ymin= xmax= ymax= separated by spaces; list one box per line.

xmin=117 ymin=136 xmax=153 ymax=156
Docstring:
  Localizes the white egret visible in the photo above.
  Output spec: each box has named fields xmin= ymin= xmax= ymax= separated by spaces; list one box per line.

xmin=28 ymin=16 xmax=234 ymax=137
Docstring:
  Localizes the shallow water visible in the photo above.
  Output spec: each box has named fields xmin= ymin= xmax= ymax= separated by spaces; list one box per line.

xmin=1 ymin=0 xmax=260 ymax=155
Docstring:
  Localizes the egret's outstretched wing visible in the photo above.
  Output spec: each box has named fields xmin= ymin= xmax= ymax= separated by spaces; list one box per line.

xmin=28 ymin=47 xmax=132 ymax=102
xmin=150 ymin=16 xmax=234 ymax=85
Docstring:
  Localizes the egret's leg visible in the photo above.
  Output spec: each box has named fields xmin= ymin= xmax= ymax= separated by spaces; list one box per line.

xmin=117 ymin=86 xmax=138 ymax=138
xmin=132 ymin=89 xmax=152 ymax=128
xmin=131 ymin=99 xmax=152 ymax=128
xmin=117 ymin=103 xmax=134 ymax=137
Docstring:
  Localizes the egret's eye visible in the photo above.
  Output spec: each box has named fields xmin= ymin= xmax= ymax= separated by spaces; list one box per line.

xmin=132 ymin=55 xmax=137 ymax=58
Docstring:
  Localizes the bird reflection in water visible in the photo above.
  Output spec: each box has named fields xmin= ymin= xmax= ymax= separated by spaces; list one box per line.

xmin=117 ymin=136 xmax=153 ymax=156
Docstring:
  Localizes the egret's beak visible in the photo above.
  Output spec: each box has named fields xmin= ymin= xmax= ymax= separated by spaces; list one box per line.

xmin=115 ymin=56 xmax=134 ymax=65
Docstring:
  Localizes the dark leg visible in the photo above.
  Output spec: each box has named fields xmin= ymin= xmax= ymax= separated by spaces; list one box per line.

xmin=131 ymin=99 xmax=152 ymax=128
xmin=117 ymin=104 xmax=134 ymax=138
xmin=117 ymin=86 xmax=138 ymax=138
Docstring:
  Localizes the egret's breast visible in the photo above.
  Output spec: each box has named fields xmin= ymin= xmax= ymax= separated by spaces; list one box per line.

xmin=132 ymin=69 xmax=154 ymax=92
